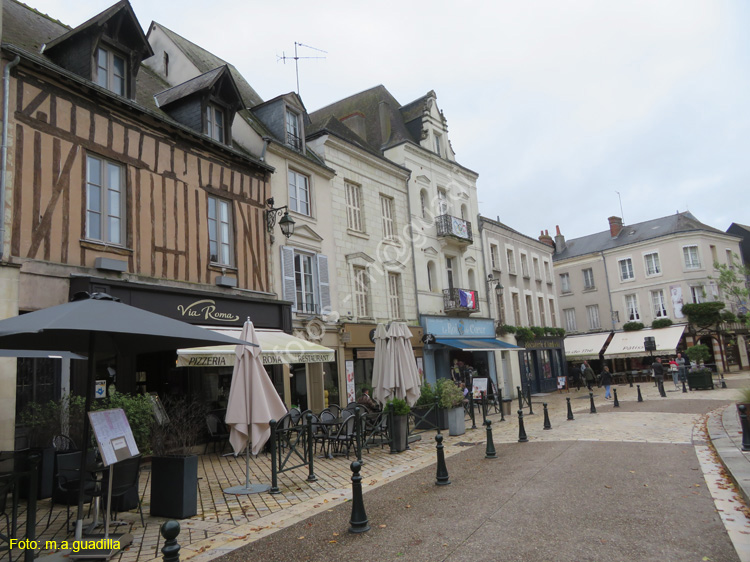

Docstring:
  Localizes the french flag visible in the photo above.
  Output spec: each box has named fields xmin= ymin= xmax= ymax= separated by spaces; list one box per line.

xmin=459 ymin=290 xmax=476 ymax=309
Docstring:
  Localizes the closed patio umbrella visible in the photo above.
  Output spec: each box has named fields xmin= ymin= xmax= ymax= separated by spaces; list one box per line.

xmin=0 ymin=291 xmax=255 ymax=538
xmin=386 ymin=322 xmax=421 ymax=407
xmin=371 ymin=323 xmax=389 ymax=406
xmin=224 ymin=319 xmax=287 ymax=494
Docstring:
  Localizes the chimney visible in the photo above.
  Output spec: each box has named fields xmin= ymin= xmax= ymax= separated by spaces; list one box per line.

xmin=608 ymin=216 xmax=623 ymax=238
xmin=539 ymin=229 xmax=554 ymax=248
xmin=554 ymin=225 xmax=566 ymax=253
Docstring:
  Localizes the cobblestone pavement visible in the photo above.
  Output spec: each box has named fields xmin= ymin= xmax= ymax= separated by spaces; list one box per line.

xmin=5 ymin=373 xmax=749 ymax=562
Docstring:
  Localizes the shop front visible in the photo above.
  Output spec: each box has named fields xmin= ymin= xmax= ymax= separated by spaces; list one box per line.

xmin=517 ymin=337 xmax=565 ymax=394
xmin=338 ymin=323 xmax=424 ymax=405
xmin=420 ymin=316 xmax=520 ymax=390
xmin=66 ymin=277 xmax=298 ymax=407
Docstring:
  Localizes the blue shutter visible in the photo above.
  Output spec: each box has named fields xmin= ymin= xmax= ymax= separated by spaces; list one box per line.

xmin=281 ymin=246 xmax=297 ymax=311
xmin=317 ymin=254 xmax=330 ymax=314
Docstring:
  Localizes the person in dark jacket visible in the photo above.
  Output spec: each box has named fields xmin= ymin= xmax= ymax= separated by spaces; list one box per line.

xmin=582 ymin=361 xmax=596 ymax=392
xmin=599 ymin=366 xmax=613 ymax=399
xmin=652 ymin=357 xmax=666 ymax=398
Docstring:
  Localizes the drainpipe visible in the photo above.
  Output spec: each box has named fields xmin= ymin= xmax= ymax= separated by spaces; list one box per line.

xmin=1 ymin=56 xmax=21 ymax=262
xmin=404 ymin=172 xmax=420 ymax=321
xmin=601 ymin=251 xmax=616 ymax=330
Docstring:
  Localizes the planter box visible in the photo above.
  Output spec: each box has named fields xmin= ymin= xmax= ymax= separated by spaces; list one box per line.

xmin=150 ymin=455 xmax=198 ymax=519
xmin=390 ymin=415 xmax=408 ymax=453
xmin=18 ymin=446 xmax=54 ymax=500
xmin=447 ymin=407 xmax=466 ymax=436
xmin=412 ymin=407 xmax=449 ymax=430
xmin=687 ymin=370 xmax=714 ymax=391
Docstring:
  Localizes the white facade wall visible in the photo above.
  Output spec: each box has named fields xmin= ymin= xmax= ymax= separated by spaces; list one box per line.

xmin=306 ymin=135 xmax=415 ymax=325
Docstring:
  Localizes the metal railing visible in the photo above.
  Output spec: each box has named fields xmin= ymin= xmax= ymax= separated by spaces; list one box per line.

xmin=435 ymin=214 xmax=472 ymax=243
xmin=286 ymin=131 xmax=303 ymax=151
xmin=443 ymin=287 xmax=480 ymax=313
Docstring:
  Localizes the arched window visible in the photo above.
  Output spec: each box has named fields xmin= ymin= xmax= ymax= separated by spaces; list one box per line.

xmin=427 ymin=261 xmax=437 ymax=292
xmin=460 ymin=204 xmax=468 ymax=221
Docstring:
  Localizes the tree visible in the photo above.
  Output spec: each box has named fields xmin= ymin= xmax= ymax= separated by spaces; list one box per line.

xmin=711 ymin=253 xmax=750 ymax=325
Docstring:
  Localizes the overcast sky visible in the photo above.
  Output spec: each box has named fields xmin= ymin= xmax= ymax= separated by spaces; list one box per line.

xmin=23 ymin=0 xmax=750 ymax=241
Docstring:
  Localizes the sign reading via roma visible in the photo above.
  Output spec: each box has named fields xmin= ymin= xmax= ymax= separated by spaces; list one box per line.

xmin=176 ymin=299 xmax=240 ymax=323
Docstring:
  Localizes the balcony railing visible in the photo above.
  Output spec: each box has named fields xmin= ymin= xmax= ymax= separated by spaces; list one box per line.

xmin=286 ymin=131 xmax=303 ymax=151
xmin=443 ymin=288 xmax=480 ymax=313
xmin=435 ymin=214 xmax=473 ymax=244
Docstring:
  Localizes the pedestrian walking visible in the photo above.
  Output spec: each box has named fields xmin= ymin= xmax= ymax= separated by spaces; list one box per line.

xmin=669 ymin=358 xmax=679 ymax=389
xmin=652 ymin=357 xmax=666 ymax=397
xmin=676 ymin=352 xmax=687 ymax=384
xmin=582 ymin=361 xmax=596 ymax=392
xmin=599 ymin=366 xmax=613 ymax=399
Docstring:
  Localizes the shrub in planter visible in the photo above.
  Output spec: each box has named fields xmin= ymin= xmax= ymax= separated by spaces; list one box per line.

xmin=150 ymin=398 xmax=206 ymax=518
xmin=514 ymin=327 xmax=535 ymax=342
xmin=413 ymin=382 xmax=441 ymax=429
xmin=623 ymin=322 xmax=645 ymax=331
xmin=436 ymin=379 xmax=466 ymax=436
xmin=530 ymin=326 xmax=546 ymax=338
xmin=496 ymin=324 xmax=516 ymax=337
xmin=386 ymin=398 xmax=410 ymax=452
xmin=651 ymin=318 xmax=673 ymax=329
xmin=686 ymin=344 xmax=711 ymax=365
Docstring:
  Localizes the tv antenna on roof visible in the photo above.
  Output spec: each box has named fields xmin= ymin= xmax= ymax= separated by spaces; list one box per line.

xmin=277 ymin=42 xmax=327 ymax=96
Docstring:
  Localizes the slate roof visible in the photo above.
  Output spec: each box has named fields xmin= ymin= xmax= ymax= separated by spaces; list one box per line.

xmin=155 ymin=66 xmax=229 ymax=108
xmin=309 ymin=85 xmax=415 ymax=152
xmin=554 ymin=212 xmax=732 ymax=261
xmin=479 ymin=215 xmax=553 ymax=250
xmin=1 ymin=0 xmax=271 ymax=170
xmin=153 ymin=23 xmax=263 ymax=108
xmin=307 ymin=115 xmax=397 ymax=165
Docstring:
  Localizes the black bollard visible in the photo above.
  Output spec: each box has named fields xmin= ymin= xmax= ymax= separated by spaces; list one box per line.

xmin=517 ymin=409 xmax=528 ymax=443
xmin=484 ymin=420 xmax=498 ymax=459
xmin=682 ymin=377 xmax=688 ymax=393
xmin=543 ymin=403 xmax=552 ymax=430
xmin=721 ymin=372 xmax=728 ymax=389
xmin=517 ymin=386 xmax=523 ymax=411
xmin=161 ymin=520 xmax=181 ymax=562
xmin=637 ymin=385 xmax=644 ymax=402
xmin=435 ymin=434 xmax=451 ymax=486
xmin=469 ymin=393 xmax=477 ymax=429
xmin=24 ymin=453 xmax=39 ymax=562
xmin=566 ymin=397 xmax=574 ymax=421
xmin=354 ymin=406 xmax=363 ymax=465
xmin=628 ymin=372 xmax=634 ymax=388
xmin=498 ymin=388 xmax=505 ymax=422
xmin=658 ymin=378 xmax=667 ymax=398
xmin=527 ymin=387 xmax=534 ymax=415
xmin=589 ymin=392 xmax=597 ymax=414
xmin=613 ymin=388 xmax=620 ymax=408
xmin=348 ymin=461 xmax=370 ymax=533
xmin=740 ymin=405 xmax=750 ymax=452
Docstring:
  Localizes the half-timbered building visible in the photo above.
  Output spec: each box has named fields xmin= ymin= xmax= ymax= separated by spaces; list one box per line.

xmin=0 ymin=0 xmax=292 ymax=449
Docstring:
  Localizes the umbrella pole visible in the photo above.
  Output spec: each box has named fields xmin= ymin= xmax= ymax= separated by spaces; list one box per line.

xmin=223 ymin=438 xmax=269 ymax=495
xmin=75 ymin=332 xmax=95 ymax=540
xmin=245 ymin=440 xmax=250 ymax=489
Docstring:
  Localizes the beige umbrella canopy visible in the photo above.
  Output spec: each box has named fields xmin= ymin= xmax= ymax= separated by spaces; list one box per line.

xmin=386 ymin=322 xmax=421 ymax=406
xmin=371 ymin=323 xmax=390 ymax=406
xmin=224 ymin=319 xmax=287 ymax=494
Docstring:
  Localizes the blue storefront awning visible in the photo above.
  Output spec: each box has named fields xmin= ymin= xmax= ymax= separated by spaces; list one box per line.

xmin=434 ymin=337 xmax=524 ymax=351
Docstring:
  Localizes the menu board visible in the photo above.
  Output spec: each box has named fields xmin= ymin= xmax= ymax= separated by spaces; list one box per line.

xmin=88 ymin=408 xmax=140 ymax=467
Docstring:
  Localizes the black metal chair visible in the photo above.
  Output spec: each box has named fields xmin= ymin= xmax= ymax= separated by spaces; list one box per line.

xmin=289 ymin=408 xmax=302 ymax=426
xmin=204 ymin=413 xmax=230 ymax=454
xmin=0 ymin=473 xmax=13 ymax=549
xmin=47 ymin=450 xmax=97 ymax=532
xmin=326 ymin=404 xmax=341 ymax=417
xmin=100 ymin=455 xmax=144 ymax=527
xmin=328 ymin=416 xmax=356 ymax=458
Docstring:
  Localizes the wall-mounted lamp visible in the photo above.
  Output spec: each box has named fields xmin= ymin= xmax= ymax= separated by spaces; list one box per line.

xmin=265 ymin=197 xmax=295 ymax=239
xmin=487 ymin=274 xmax=504 ymax=297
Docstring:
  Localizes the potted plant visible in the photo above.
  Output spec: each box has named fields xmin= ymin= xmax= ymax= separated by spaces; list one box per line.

xmin=149 ymin=397 xmax=206 ymax=518
xmin=685 ymin=344 xmax=714 ymax=390
xmin=412 ymin=382 xmax=443 ymax=429
xmin=386 ymin=397 xmax=410 ymax=453
xmin=437 ymin=379 xmax=466 ymax=436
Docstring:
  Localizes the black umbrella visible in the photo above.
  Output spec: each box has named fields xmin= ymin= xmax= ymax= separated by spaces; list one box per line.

xmin=0 ymin=291 xmax=256 ymax=538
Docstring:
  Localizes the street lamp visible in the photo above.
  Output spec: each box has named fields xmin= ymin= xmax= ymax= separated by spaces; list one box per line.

xmin=265 ymin=197 xmax=295 ymax=240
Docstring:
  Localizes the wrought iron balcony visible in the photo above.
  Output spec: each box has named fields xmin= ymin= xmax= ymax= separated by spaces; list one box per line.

xmin=435 ymin=214 xmax=473 ymax=244
xmin=286 ymin=131 xmax=303 ymax=151
xmin=443 ymin=288 xmax=480 ymax=313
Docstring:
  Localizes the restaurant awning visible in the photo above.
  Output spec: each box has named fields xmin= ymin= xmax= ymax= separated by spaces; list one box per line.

xmin=433 ymin=337 xmax=524 ymax=352
xmin=603 ymin=325 xmax=687 ymax=359
xmin=563 ymin=332 xmax=611 ymax=360
xmin=177 ymin=328 xmax=335 ymax=367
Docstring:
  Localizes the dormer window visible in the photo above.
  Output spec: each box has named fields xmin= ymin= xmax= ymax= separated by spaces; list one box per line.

xmin=206 ymin=104 xmax=226 ymax=143
xmin=95 ymin=47 xmax=126 ymax=96
xmin=286 ymin=110 xmax=302 ymax=150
